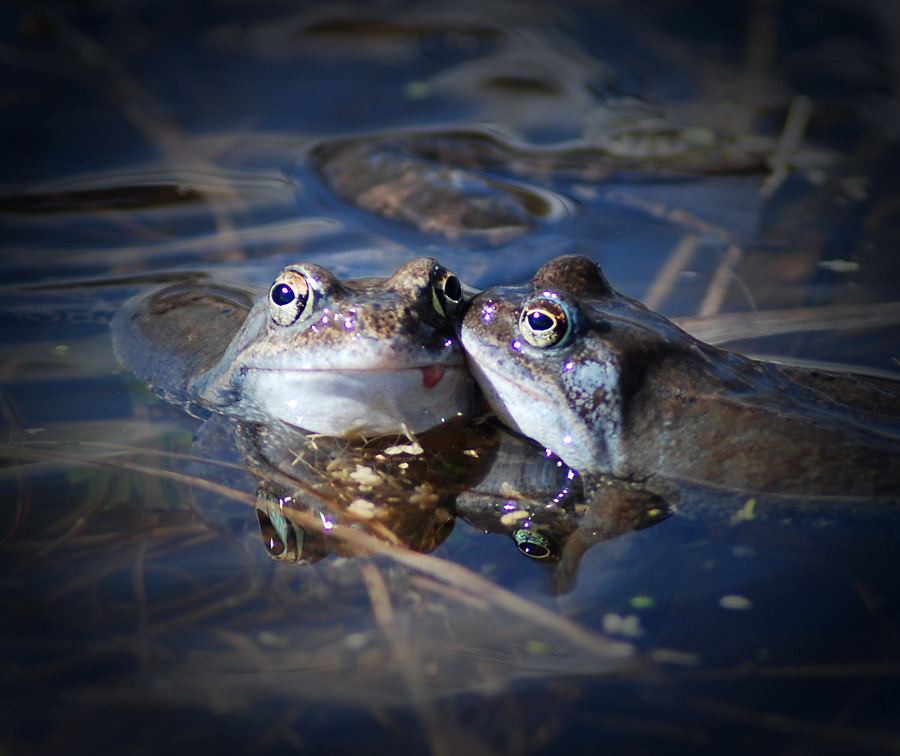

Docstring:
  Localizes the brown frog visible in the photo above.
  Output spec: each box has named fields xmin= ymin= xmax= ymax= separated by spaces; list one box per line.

xmin=112 ymin=258 xmax=475 ymax=437
xmin=460 ymin=255 xmax=900 ymax=497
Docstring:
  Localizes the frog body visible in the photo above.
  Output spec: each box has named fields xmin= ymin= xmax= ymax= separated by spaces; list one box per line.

xmin=460 ymin=255 xmax=900 ymax=496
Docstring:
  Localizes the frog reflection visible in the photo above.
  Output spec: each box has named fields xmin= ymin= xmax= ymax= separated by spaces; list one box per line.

xmin=231 ymin=413 xmax=670 ymax=595
xmin=226 ymin=385 xmax=900 ymax=594
xmin=253 ymin=480 xmax=455 ymax=566
xmin=235 ymin=417 xmax=489 ymax=565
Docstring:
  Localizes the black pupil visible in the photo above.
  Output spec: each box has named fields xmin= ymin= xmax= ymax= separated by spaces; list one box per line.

xmin=443 ymin=275 xmax=462 ymax=302
xmin=272 ymin=284 xmax=295 ymax=306
xmin=517 ymin=541 xmax=550 ymax=559
xmin=527 ymin=310 xmax=555 ymax=331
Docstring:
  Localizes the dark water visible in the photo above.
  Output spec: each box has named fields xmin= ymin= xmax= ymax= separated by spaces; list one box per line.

xmin=3 ymin=1 xmax=900 ymax=754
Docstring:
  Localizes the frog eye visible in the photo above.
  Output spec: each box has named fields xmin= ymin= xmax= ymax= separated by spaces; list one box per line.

xmin=431 ymin=267 xmax=464 ymax=318
xmin=514 ymin=529 xmax=559 ymax=561
xmin=268 ymin=269 xmax=312 ymax=326
xmin=518 ymin=298 xmax=570 ymax=348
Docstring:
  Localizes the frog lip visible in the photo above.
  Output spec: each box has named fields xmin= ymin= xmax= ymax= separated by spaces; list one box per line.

xmin=244 ymin=358 xmax=466 ymax=373
xmin=241 ymin=341 xmax=466 ymax=372
xmin=460 ymin=331 xmax=542 ymax=395
xmin=236 ymin=337 xmax=466 ymax=373
xmin=464 ymin=352 xmax=550 ymax=404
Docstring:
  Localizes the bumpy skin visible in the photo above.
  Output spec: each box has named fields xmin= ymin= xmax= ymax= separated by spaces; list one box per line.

xmin=460 ymin=255 xmax=900 ymax=497
xmin=113 ymin=258 xmax=475 ymax=437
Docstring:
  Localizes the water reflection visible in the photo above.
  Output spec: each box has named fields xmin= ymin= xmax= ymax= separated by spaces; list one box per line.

xmin=311 ymin=128 xmax=763 ymax=244
xmin=192 ymin=414 xmax=670 ymax=589
xmin=190 ymin=406 xmax=900 ymax=603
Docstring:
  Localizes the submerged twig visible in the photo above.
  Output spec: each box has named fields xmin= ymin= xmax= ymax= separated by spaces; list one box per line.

xmin=0 ymin=442 xmax=256 ymax=508
xmin=685 ymin=693 xmax=900 ymax=753
xmin=762 ymin=94 xmax=814 ymax=198
xmin=2 ymin=440 xmax=639 ymax=668
xmin=132 ymin=538 xmax=151 ymax=674
xmin=698 ymin=245 xmax=745 ymax=316
xmin=281 ymin=506 xmax=637 ymax=665
xmin=363 ymin=563 xmax=453 ymax=756
xmin=643 ymin=233 xmax=702 ymax=310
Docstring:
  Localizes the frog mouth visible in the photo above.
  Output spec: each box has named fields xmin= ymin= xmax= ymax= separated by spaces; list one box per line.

xmin=464 ymin=355 xmax=549 ymax=404
xmin=247 ymin=362 xmax=460 ymax=390
xmin=238 ymin=362 xmax=474 ymax=436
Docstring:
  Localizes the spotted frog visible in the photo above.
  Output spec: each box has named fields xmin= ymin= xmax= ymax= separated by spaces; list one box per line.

xmin=113 ymin=257 xmax=474 ymax=436
xmin=460 ymin=255 xmax=900 ymax=497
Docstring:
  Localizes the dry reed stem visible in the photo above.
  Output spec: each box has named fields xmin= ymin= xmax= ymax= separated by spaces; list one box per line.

xmin=642 ymin=233 xmax=702 ymax=310
xmin=0 ymin=441 xmax=640 ymax=669
xmin=675 ymin=301 xmax=900 ymax=347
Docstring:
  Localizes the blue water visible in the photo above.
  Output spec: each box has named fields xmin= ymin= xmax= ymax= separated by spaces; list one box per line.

xmin=2 ymin=1 xmax=900 ymax=754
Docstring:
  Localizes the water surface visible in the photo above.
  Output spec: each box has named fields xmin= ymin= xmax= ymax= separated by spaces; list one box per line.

xmin=3 ymin=1 xmax=900 ymax=753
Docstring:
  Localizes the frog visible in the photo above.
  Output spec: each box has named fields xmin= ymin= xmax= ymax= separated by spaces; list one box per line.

xmin=459 ymin=254 xmax=900 ymax=497
xmin=112 ymin=257 xmax=475 ymax=437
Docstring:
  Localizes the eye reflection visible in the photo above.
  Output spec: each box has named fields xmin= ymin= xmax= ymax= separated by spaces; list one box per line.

xmin=514 ymin=528 xmax=560 ymax=562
